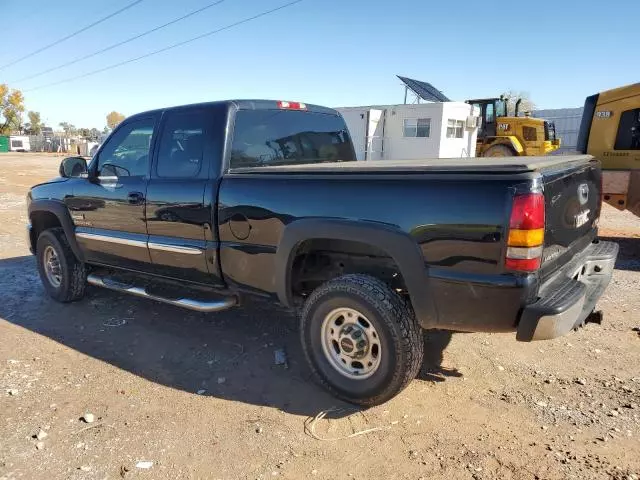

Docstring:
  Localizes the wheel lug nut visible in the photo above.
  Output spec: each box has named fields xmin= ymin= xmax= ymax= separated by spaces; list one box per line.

xmin=353 ymin=330 xmax=362 ymax=339
xmin=358 ymin=341 xmax=366 ymax=349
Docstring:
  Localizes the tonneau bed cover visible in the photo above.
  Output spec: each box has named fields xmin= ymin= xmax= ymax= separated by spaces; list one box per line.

xmin=230 ymin=155 xmax=595 ymax=174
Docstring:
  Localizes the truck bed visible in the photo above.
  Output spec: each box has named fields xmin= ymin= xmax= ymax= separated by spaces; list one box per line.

xmin=230 ymin=155 xmax=595 ymax=174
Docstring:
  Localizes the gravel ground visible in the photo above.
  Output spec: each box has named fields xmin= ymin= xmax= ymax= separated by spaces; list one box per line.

xmin=1 ymin=154 xmax=639 ymax=480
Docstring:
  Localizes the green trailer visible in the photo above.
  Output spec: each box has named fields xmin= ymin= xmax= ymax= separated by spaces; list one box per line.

xmin=0 ymin=136 xmax=9 ymax=153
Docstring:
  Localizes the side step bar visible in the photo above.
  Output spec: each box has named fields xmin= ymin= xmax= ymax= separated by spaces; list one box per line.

xmin=87 ymin=273 xmax=237 ymax=313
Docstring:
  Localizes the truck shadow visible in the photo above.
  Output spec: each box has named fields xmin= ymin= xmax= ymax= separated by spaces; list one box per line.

xmin=0 ymin=255 xmax=456 ymax=418
xmin=418 ymin=330 xmax=462 ymax=382
xmin=599 ymin=236 xmax=640 ymax=272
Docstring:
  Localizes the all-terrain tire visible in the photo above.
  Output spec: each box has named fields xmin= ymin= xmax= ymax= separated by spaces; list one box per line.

xmin=300 ymin=274 xmax=424 ymax=406
xmin=36 ymin=228 xmax=86 ymax=302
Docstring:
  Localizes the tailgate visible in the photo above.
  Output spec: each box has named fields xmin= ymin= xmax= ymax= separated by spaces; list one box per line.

xmin=540 ymin=159 xmax=602 ymax=279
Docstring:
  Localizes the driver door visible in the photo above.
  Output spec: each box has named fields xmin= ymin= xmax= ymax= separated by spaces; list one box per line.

xmin=70 ymin=115 xmax=158 ymax=271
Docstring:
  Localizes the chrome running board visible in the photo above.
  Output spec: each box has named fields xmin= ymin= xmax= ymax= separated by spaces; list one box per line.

xmin=87 ymin=273 xmax=237 ymax=313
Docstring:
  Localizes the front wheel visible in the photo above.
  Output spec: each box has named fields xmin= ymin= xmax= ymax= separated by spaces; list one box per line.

xmin=36 ymin=228 xmax=87 ymax=302
xmin=300 ymin=274 xmax=423 ymax=406
xmin=483 ymin=144 xmax=517 ymax=157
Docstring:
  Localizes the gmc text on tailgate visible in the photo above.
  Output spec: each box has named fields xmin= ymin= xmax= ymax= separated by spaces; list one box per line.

xmin=26 ymin=100 xmax=618 ymax=405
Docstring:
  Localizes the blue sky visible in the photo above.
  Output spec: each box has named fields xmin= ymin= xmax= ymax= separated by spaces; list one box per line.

xmin=2 ymin=0 xmax=638 ymax=129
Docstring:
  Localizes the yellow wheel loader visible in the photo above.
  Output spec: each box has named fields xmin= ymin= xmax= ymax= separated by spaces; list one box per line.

xmin=467 ymin=97 xmax=561 ymax=157
xmin=577 ymin=82 xmax=640 ymax=217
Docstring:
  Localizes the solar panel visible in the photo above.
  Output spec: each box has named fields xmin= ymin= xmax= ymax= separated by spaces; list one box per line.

xmin=397 ymin=75 xmax=450 ymax=103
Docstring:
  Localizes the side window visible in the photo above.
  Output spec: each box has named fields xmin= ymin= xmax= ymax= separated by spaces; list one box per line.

xmin=486 ymin=103 xmax=495 ymax=123
xmin=522 ymin=126 xmax=537 ymax=141
xmin=403 ymin=119 xmax=417 ymax=137
xmin=614 ymin=108 xmax=640 ymax=150
xmin=403 ymin=118 xmax=431 ymax=138
xmin=97 ymin=118 xmax=155 ymax=177
xmin=446 ymin=120 xmax=465 ymax=139
xmin=156 ymin=110 xmax=207 ymax=178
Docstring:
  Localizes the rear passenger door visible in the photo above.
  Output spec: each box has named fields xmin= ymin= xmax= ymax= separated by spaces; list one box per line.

xmin=145 ymin=106 xmax=223 ymax=285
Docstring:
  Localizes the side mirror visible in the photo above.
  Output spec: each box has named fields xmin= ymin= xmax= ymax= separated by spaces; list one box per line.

xmin=59 ymin=156 xmax=88 ymax=178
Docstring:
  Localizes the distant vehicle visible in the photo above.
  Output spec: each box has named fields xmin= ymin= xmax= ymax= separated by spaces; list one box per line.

xmin=9 ymin=135 xmax=30 ymax=152
xmin=577 ymin=82 xmax=640 ymax=217
xmin=27 ymin=99 xmax=617 ymax=406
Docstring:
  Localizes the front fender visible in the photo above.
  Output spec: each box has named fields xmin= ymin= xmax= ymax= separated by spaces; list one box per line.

xmin=503 ymin=136 xmax=524 ymax=154
xmin=28 ymin=199 xmax=84 ymax=262
xmin=274 ymin=218 xmax=438 ymax=328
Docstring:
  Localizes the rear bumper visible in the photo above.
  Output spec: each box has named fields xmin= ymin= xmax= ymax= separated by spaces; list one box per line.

xmin=516 ymin=240 xmax=618 ymax=341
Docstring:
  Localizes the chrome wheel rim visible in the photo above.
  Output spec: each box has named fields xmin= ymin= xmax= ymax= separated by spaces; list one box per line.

xmin=43 ymin=245 xmax=62 ymax=288
xmin=320 ymin=307 xmax=381 ymax=379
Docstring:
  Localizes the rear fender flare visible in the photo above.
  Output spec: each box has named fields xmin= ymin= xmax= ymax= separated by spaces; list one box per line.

xmin=28 ymin=199 xmax=84 ymax=262
xmin=274 ymin=218 xmax=438 ymax=328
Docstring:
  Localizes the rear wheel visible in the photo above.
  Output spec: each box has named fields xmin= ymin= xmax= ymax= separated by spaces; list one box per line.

xmin=483 ymin=144 xmax=517 ymax=157
xmin=300 ymin=274 xmax=423 ymax=406
xmin=36 ymin=228 xmax=86 ymax=302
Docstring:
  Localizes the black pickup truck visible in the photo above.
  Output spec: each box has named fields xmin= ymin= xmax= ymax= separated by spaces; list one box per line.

xmin=27 ymin=100 xmax=618 ymax=405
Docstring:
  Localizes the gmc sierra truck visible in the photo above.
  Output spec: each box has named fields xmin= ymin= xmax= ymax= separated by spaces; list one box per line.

xmin=27 ymin=100 xmax=618 ymax=406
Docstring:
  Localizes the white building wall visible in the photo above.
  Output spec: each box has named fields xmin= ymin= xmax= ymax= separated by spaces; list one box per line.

xmin=337 ymin=102 xmax=477 ymax=161
xmin=338 ymin=108 xmax=368 ymax=160
xmin=439 ymin=103 xmax=477 ymax=158
xmin=381 ymin=103 xmax=443 ymax=160
xmin=533 ymin=107 xmax=584 ymax=153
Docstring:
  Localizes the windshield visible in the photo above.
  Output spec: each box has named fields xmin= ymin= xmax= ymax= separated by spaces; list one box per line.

xmin=496 ymin=100 xmax=507 ymax=117
xmin=230 ymin=109 xmax=355 ymax=169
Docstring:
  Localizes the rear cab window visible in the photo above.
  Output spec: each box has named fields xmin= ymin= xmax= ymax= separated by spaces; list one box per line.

xmin=156 ymin=110 xmax=208 ymax=178
xmin=230 ymin=108 xmax=356 ymax=169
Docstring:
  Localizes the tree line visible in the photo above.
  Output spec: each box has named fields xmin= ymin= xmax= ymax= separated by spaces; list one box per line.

xmin=0 ymin=83 xmax=125 ymax=140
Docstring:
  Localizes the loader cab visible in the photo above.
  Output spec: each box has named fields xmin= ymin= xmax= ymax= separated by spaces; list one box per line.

xmin=467 ymin=98 xmax=508 ymax=140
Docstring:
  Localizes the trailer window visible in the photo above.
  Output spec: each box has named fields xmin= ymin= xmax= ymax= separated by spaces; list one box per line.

xmin=446 ymin=120 xmax=465 ymax=139
xmin=230 ymin=110 xmax=355 ymax=169
xmin=11 ymin=140 xmax=23 ymax=148
xmin=614 ymin=108 xmax=640 ymax=150
xmin=403 ymin=118 xmax=431 ymax=138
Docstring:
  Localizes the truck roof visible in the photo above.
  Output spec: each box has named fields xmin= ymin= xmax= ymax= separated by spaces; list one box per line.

xmin=230 ymin=155 xmax=596 ymax=174
xmin=128 ymin=100 xmax=338 ymax=120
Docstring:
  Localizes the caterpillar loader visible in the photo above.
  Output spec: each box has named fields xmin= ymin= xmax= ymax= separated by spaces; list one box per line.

xmin=467 ymin=97 xmax=561 ymax=157
xmin=577 ymin=82 xmax=640 ymax=217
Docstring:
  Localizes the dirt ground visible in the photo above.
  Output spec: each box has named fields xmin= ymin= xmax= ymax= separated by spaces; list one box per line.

xmin=1 ymin=153 xmax=639 ymax=480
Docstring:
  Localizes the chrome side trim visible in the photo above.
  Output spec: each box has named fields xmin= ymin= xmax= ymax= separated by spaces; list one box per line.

xmin=87 ymin=274 xmax=237 ymax=313
xmin=148 ymin=242 xmax=202 ymax=255
xmin=76 ymin=232 xmax=147 ymax=248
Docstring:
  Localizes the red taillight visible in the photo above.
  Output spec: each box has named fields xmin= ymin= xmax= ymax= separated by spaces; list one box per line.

xmin=510 ymin=193 xmax=545 ymax=230
xmin=505 ymin=257 xmax=541 ymax=272
xmin=506 ymin=193 xmax=545 ymax=272
xmin=277 ymin=101 xmax=307 ymax=110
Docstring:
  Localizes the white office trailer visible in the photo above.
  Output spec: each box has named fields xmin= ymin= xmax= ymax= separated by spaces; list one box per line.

xmin=9 ymin=135 xmax=31 ymax=152
xmin=336 ymin=102 xmax=479 ymax=161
